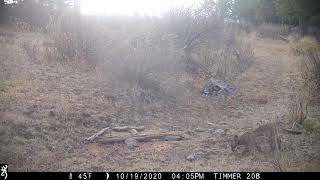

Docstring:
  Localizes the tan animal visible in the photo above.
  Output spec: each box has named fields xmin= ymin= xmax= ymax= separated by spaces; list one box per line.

xmin=231 ymin=124 xmax=281 ymax=155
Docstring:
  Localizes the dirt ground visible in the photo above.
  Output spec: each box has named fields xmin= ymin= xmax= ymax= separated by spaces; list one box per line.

xmin=0 ymin=27 xmax=319 ymax=171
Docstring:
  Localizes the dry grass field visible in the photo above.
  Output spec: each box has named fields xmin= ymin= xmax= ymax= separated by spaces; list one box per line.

xmin=0 ymin=22 xmax=319 ymax=172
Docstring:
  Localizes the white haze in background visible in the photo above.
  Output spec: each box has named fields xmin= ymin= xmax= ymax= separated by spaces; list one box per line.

xmin=81 ymin=0 xmax=198 ymax=17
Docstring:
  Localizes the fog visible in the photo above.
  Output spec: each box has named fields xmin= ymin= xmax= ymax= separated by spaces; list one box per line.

xmin=81 ymin=0 xmax=197 ymax=16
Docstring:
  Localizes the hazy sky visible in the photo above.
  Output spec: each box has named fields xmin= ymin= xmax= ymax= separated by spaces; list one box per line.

xmin=81 ymin=0 xmax=198 ymax=16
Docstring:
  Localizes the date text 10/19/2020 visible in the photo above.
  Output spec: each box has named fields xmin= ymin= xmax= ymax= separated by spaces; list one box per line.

xmin=73 ymin=172 xmax=261 ymax=180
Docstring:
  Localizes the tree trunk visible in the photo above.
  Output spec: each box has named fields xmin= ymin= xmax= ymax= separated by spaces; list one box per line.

xmin=0 ymin=0 xmax=5 ymax=23
xmin=0 ymin=0 xmax=4 ymax=11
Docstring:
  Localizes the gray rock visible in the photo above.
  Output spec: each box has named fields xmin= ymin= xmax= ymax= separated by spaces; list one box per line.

xmin=186 ymin=150 xmax=207 ymax=161
xmin=125 ymin=138 xmax=139 ymax=150
xmin=209 ymin=128 xmax=226 ymax=136
xmin=186 ymin=154 xmax=197 ymax=161
xmin=215 ymin=129 xmax=225 ymax=134
xmin=202 ymin=79 xmax=237 ymax=97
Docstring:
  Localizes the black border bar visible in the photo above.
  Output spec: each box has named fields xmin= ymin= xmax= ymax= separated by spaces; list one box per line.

xmin=6 ymin=172 xmax=320 ymax=180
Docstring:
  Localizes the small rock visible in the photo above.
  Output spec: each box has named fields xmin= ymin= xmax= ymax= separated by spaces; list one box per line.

xmin=49 ymin=110 xmax=55 ymax=117
xmin=215 ymin=129 xmax=225 ymax=135
xmin=125 ymin=138 xmax=139 ymax=150
xmin=208 ymin=128 xmax=226 ymax=136
xmin=186 ymin=151 xmax=207 ymax=161
xmin=186 ymin=154 xmax=196 ymax=161
xmin=202 ymin=79 xmax=237 ymax=97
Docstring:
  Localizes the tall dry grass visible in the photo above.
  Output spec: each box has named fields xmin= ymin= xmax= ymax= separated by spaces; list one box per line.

xmin=290 ymin=36 xmax=320 ymax=133
xmin=292 ymin=37 xmax=320 ymax=102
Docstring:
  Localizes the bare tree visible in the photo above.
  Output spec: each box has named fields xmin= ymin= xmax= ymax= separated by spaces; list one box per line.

xmin=161 ymin=0 xmax=223 ymax=72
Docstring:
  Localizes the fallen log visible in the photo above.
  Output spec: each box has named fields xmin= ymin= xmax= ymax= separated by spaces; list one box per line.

xmin=112 ymin=126 xmax=145 ymax=132
xmin=85 ymin=127 xmax=110 ymax=142
xmin=207 ymin=122 xmax=214 ymax=126
xmin=282 ymin=128 xmax=303 ymax=135
xmin=130 ymin=129 xmax=138 ymax=135
xmin=96 ymin=133 xmax=185 ymax=145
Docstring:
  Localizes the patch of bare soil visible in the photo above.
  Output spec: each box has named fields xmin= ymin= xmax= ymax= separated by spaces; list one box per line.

xmin=0 ymin=30 xmax=319 ymax=171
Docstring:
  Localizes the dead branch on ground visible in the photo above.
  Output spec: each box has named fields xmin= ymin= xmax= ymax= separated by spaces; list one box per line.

xmin=96 ymin=133 xmax=186 ymax=145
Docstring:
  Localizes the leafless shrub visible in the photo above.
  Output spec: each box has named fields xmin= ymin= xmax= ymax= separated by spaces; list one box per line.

xmin=272 ymin=149 xmax=292 ymax=172
xmin=233 ymin=34 xmax=255 ymax=71
xmin=9 ymin=17 xmax=33 ymax=32
xmin=195 ymin=30 xmax=254 ymax=80
xmin=42 ymin=42 xmax=63 ymax=63
xmin=0 ymin=31 xmax=15 ymax=44
xmin=160 ymin=3 xmax=254 ymax=80
xmin=45 ymin=13 xmax=115 ymax=64
xmin=22 ymin=42 xmax=37 ymax=60
xmin=238 ymin=21 xmax=255 ymax=33
xmin=288 ymin=96 xmax=308 ymax=129
xmin=116 ymin=33 xmax=182 ymax=106
xmin=288 ymin=33 xmax=303 ymax=43
xmin=160 ymin=3 xmax=224 ymax=73
xmin=257 ymin=23 xmax=290 ymax=39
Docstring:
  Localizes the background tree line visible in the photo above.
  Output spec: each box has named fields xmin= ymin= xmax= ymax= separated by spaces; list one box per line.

xmin=0 ymin=0 xmax=80 ymax=26
xmin=0 ymin=0 xmax=319 ymax=31
xmin=231 ymin=0 xmax=320 ymax=31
